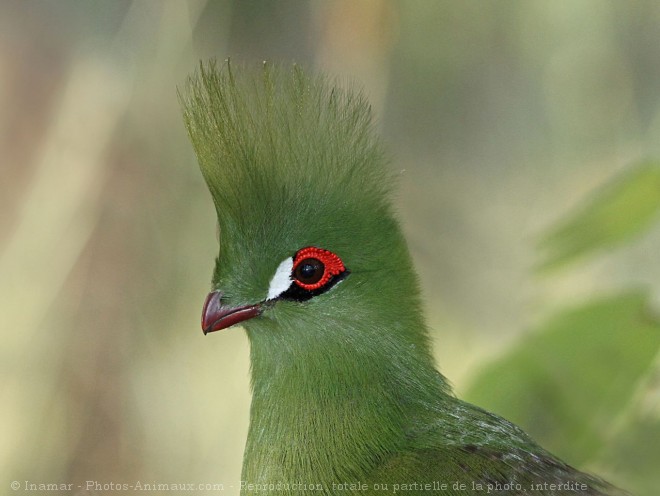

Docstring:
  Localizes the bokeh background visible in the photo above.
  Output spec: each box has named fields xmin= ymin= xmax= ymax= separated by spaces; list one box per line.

xmin=2 ymin=1 xmax=660 ymax=495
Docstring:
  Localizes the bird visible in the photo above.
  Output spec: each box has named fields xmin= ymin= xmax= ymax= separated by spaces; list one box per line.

xmin=179 ymin=60 xmax=625 ymax=496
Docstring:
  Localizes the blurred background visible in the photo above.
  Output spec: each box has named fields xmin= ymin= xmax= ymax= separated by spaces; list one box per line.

xmin=2 ymin=1 xmax=660 ymax=494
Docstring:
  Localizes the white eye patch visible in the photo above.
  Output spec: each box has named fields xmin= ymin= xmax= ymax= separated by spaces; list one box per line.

xmin=266 ymin=257 xmax=293 ymax=301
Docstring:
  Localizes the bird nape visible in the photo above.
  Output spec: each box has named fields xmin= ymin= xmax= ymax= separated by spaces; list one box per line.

xmin=179 ymin=61 xmax=625 ymax=496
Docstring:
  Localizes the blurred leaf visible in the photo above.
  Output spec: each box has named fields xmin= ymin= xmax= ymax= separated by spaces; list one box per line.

xmin=595 ymin=352 xmax=660 ymax=496
xmin=464 ymin=291 xmax=660 ymax=466
xmin=600 ymin=412 xmax=660 ymax=496
xmin=538 ymin=161 xmax=660 ymax=271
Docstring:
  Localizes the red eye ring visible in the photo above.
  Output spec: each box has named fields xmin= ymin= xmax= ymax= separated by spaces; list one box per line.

xmin=292 ymin=247 xmax=346 ymax=290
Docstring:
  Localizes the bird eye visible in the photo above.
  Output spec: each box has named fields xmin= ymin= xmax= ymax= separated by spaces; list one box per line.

xmin=293 ymin=258 xmax=324 ymax=286
xmin=291 ymin=247 xmax=347 ymax=292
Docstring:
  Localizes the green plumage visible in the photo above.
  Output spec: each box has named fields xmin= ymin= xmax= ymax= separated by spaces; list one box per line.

xmin=180 ymin=61 xmax=624 ymax=495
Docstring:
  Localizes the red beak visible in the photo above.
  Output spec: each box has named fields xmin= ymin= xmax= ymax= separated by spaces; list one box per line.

xmin=201 ymin=290 xmax=262 ymax=334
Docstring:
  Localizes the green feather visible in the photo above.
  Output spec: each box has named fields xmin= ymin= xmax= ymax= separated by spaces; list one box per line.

xmin=179 ymin=61 xmax=625 ymax=495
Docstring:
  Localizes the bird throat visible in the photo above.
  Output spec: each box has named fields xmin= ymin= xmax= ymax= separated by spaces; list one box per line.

xmin=240 ymin=325 xmax=421 ymax=488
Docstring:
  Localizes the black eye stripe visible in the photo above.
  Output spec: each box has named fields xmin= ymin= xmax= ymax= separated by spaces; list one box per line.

xmin=280 ymin=270 xmax=349 ymax=302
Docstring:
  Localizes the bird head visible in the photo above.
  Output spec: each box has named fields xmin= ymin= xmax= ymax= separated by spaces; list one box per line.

xmin=180 ymin=61 xmax=432 ymax=365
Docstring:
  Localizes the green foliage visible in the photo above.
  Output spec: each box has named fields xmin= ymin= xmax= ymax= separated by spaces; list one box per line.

xmin=465 ymin=292 xmax=660 ymax=465
xmin=603 ymin=412 xmax=660 ymax=496
xmin=467 ymin=159 xmax=660 ymax=495
xmin=538 ymin=161 xmax=660 ymax=271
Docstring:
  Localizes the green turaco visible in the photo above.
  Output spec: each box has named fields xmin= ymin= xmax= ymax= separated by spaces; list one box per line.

xmin=179 ymin=61 xmax=624 ymax=496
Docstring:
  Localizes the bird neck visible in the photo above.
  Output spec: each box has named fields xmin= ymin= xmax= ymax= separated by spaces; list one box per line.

xmin=241 ymin=314 xmax=447 ymax=486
